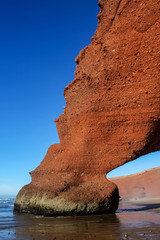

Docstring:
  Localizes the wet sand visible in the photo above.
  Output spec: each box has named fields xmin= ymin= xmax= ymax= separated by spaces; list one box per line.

xmin=1 ymin=199 xmax=160 ymax=240
xmin=118 ymin=199 xmax=160 ymax=239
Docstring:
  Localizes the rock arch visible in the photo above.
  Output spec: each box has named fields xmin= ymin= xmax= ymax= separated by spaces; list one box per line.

xmin=14 ymin=0 xmax=160 ymax=215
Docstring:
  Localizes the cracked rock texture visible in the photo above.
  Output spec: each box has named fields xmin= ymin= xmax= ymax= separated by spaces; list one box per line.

xmin=109 ymin=167 xmax=160 ymax=200
xmin=14 ymin=0 xmax=160 ymax=216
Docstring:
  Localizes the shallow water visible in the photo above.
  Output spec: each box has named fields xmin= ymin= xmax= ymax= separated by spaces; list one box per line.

xmin=0 ymin=198 xmax=160 ymax=240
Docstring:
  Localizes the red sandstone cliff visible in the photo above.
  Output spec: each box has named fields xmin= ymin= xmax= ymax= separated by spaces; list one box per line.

xmin=14 ymin=0 xmax=160 ymax=216
xmin=109 ymin=167 xmax=160 ymax=200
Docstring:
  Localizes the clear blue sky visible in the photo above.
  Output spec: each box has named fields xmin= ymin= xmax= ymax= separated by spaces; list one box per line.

xmin=0 ymin=0 xmax=159 ymax=196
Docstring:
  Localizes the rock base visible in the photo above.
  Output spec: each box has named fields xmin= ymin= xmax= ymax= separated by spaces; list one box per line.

xmin=14 ymin=178 xmax=119 ymax=216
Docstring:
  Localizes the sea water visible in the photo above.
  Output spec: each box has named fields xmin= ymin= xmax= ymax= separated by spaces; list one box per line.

xmin=0 ymin=196 xmax=160 ymax=240
xmin=0 ymin=197 xmax=16 ymax=239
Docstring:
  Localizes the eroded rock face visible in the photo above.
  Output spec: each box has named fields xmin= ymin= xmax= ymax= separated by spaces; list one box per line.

xmin=109 ymin=167 xmax=160 ymax=200
xmin=14 ymin=0 xmax=160 ymax=215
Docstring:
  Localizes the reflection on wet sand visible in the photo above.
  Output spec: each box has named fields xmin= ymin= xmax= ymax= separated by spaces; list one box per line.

xmin=14 ymin=214 xmax=121 ymax=240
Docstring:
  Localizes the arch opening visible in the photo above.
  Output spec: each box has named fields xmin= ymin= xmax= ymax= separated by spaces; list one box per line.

xmin=107 ymin=151 xmax=160 ymax=178
xmin=107 ymin=151 xmax=160 ymax=201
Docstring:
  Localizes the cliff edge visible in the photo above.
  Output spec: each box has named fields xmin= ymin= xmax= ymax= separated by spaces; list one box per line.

xmin=14 ymin=0 xmax=160 ymax=216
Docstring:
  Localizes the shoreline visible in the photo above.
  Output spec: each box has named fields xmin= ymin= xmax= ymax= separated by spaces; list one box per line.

xmin=118 ymin=198 xmax=160 ymax=211
xmin=1 ymin=197 xmax=160 ymax=240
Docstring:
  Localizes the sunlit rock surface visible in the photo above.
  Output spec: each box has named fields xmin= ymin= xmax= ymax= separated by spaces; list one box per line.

xmin=14 ymin=0 xmax=160 ymax=216
xmin=109 ymin=167 xmax=160 ymax=200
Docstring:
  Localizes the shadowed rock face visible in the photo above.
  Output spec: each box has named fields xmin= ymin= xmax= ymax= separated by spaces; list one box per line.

xmin=14 ymin=0 xmax=160 ymax=216
xmin=109 ymin=167 xmax=160 ymax=200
